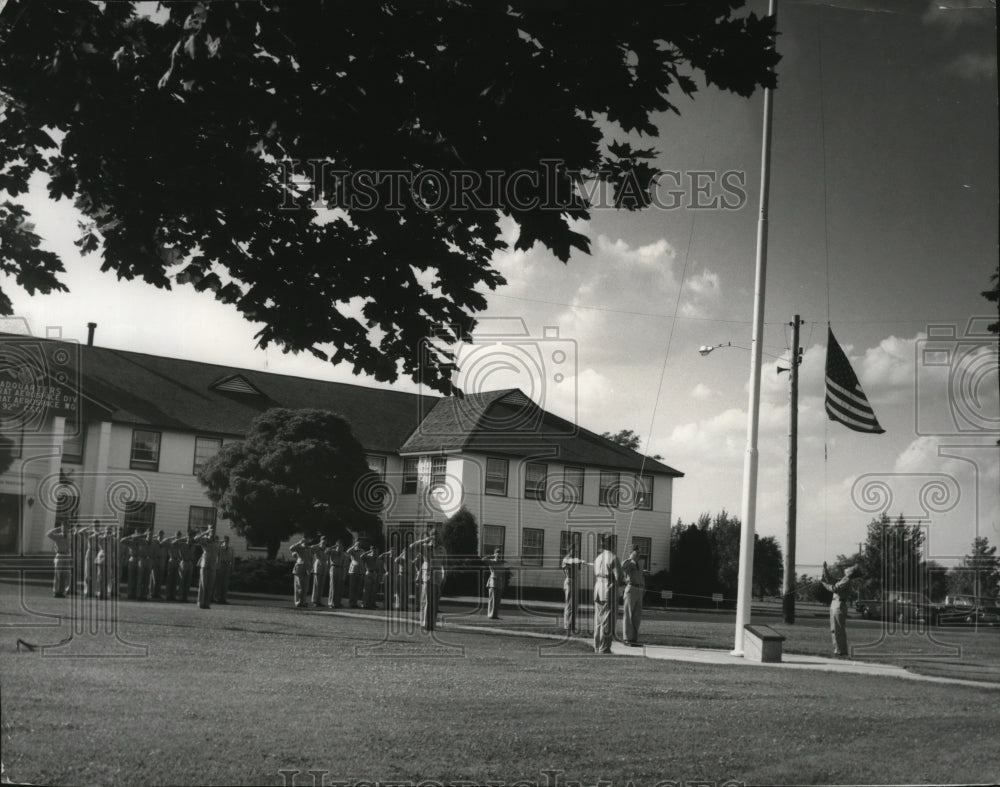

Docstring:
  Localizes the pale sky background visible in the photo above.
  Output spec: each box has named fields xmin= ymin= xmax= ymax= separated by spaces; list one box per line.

xmin=4 ymin=0 xmax=998 ymax=575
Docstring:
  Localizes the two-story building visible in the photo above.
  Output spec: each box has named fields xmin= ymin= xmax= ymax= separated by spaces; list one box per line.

xmin=0 ymin=333 xmax=682 ymax=589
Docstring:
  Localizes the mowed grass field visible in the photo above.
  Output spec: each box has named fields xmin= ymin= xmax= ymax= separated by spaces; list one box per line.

xmin=1 ymin=585 xmax=999 ymax=786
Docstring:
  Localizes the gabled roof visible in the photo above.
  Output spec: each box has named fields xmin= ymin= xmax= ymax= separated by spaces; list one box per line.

xmin=401 ymin=389 xmax=683 ymax=477
xmin=1 ymin=334 xmax=682 ymax=476
xmin=0 ymin=334 xmax=435 ymax=453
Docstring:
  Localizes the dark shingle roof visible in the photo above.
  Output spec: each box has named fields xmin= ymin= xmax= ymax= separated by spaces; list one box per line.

xmin=6 ymin=335 xmax=682 ymax=476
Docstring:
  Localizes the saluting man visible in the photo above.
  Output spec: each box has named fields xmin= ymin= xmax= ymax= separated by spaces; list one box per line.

xmin=345 ymin=538 xmax=365 ymax=608
xmin=194 ymin=527 xmax=221 ymax=609
xmin=482 ymin=548 xmax=506 ymax=620
xmin=561 ymin=543 xmax=585 ymax=634
xmin=290 ymin=537 xmax=310 ymax=608
xmin=174 ymin=531 xmax=197 ymax=603
xmin=361 ymin=546 xmax=379 ymax=609
xmin=310 ymin=536 xmax=329 ymax=607
xmin=410 ymin=527 xmax=446 ymax=631
xmin=215 ymin=536 xmax=234 ymax=604
xmin=822 ymin=563 xmax=858 ymax=658
xmin=119 ymin=530 xmax=142 ymax=600
xmin=46 ymin=522 xmax=73 ymax=598
xmin=592 ymin=534 xmax=623 ymax=654
xmin=325 ymin=540 xmax=346 ymax=609
xmin=164 ymin=530 xmax=183 ymax=601
xmin=621 ymin=545 xmax=646 ymax=646
xmin=148 ymin=530 xmax=165 ymax=600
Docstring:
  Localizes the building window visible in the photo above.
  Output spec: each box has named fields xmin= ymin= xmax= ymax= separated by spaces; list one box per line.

xmin=485 ymin=457 xmax=509 ymax=496
xmin=482 ymin=524 xmax=506 ymax=556
xmin=630 ymin=536 xmax=652 ymax=572
xmin=430 ymin=456 xmax=447 ymax=490
xmin=0 ymin=418 xmax=23 ymax=459
xmin=599 ymin=471 xmax=620 ymax=507
xmin=188 ymin=506 xmax=217 ymax=532
xmin=636 ymin=474 xmax=653 ymax=510
xmin=522 ymin=528 xmax=544 ymax=566
xmin=560 ymin=530 xmax=582 ymax=559
xmin=193 ymin=436 xmax=222 ymax=475
xmin=561 ymin=466 xmax=584 ymax=504
xmin=246 ymin=535 xmax=268 ymax=552
xmin=130 ymin=429 xmax=161 ymax=471
xmin=402 ymin=457 xmax=419 ymax=494
xmin=61 ymin=417 xmax=85 ymax=464
xmin=367 ymin=455 xmax=387 ymax=479
xmin=524 ymin=462 xmax=547 ymax=501
xmin=123 ymin=501 xmax=155 ymax=536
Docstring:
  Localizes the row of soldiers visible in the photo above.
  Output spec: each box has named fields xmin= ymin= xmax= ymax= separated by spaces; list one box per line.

xmin=45 ymin=522 xmax=233 ymax=610
xmin=290 ymin=529 xmax=447 ymax=629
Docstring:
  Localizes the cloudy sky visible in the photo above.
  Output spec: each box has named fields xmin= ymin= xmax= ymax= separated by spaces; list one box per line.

xmin=6 ymin=0 xmax=998 ymax=574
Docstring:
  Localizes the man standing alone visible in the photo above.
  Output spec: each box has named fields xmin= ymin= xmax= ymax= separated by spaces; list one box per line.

xmin=195 ymin=527 xmax=221 ymax=609
xmin=822 ymin=563 xmax=858 ymax=658
xmin=621 ymin=545 xmax=646 ymax=646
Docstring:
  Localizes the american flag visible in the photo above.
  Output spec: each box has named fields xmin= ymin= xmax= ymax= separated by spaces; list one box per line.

xmin=825 ymin=327 xmax=885 ymax=434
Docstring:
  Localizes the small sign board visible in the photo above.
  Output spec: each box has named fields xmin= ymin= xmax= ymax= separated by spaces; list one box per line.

xmin=712 ymin=593 xmax=723 ymax=603
xmin=660 ymin=590 xmax=673 ymax=600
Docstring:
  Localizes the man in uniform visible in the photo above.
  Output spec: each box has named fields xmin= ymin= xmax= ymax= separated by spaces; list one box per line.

xmin=119 ymin=530 xmax=143 ymax=600
xmin=148 ymin=530 xmax=165 ymax=600
xmin=345 ymin=538 xmax=366 ymax=608
xmin=194 ymin=527 xmax=221 ymax=609
xmin=164 ymin=530 xmax=183 ymax=601
xmin=361 ymin=546 xmax=380 ymax=609
xmin=325 ymin=540 xmax=346 ymax=608
xmin=592 ymin=534 xmax=623 ymax=654
xmin=822 ymin=563 xmax=858 ymax=658
xmin=46 ymin=522 xmax=73 ymax=598
xmin=215 ymin=536 xmax=234 ymax=604
xmin=290 ymin=536 xmax=310 ymax=608
xmin=79 ymin=521 xmax=101 ymax=598
xmin=309 ymin=536 xmax=329 ymax=607
xmin=409 ymin=527 xmax=446 ymax=631
xmin=561 ymin=542 xmax=585 ymax=633
xmin=481 ymin=548 xmax=506 ymax=620
xmin=621 ymin=545 xmax=646 ymax=646
xmin=173 ymin=531 xmax=197 ymax=602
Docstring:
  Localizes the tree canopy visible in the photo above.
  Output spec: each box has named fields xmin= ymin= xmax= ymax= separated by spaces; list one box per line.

xmin=196 ymin=407 xmax=382 ymax=559
xmin=0 ymin=1 xmax=778 ymax=393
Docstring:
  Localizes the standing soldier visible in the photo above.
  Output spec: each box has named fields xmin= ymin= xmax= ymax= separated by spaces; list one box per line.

xmin=393 ymin=547 xmax=412 ymax=612
xmin=409 ymin=527 xmax=446 ymax=631
xmin=194 ymin=527 xmax=221 ymax=609
xmin=621 ymin=545 xmax=646 ymax=646
xmin=135 ymin=530 xmax=153 ymax=601
xmin=164 ymin=531 xmax=183 ymax=601
xmin=345 ymin=538 xmax=365 ymax=608
xmin=310 ymin=536 xmax=329 ymax=608
xmin=148 ymin=530 xmax=165 ymax=600
xmin=290 ymin=537 xmax=310 ymax=608
xmin=325 ymin=540 xmax=346 ymax=609
xmin=561 ymin=542 xmax=585 ymax=634
xmin=215 ymin=536 xmax=234 ymax=604
xmin=481 ymin=548 xmax=506 ymax=620
xmin=361 ymin=546 xmax=379 ymax=610
xmin=822 ymin=563 xmax=858 ymax=658
xmin=174 ymin=531 xmax=197 ymax=603
xmin=119 ymin=530 xmax=142 ymax=600
xmin=46 ymin=522 xmax=73 ymax=598
xmin=592 ymin=534 xmax=623 ymax=654
xmin=90 ymin=524 xmax=107 ymax=600
xmin=79 ymin=521 xmax=101 ymax=598
xmin=379 ymin=548 xmax=394 ymax=611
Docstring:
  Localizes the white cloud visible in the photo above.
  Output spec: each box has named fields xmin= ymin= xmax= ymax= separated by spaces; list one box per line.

xmin=690 ymin=383 xmax=717 ymax=400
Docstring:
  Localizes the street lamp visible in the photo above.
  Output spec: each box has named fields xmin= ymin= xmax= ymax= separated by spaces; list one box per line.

xmin=699 ymin=342 xmax=732 ymax=357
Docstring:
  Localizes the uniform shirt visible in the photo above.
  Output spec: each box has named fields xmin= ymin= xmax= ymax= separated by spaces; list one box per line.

xmin=195 ymin=535 xmax=220 ymax=569
xmin=346 ymin=545 xmax=364 ymax=574
xmin=826 ymin=573 xmax=853 ymax=606
xmin=484 ymin=556 xmax=505 ymax=589
xmin=311 ymin=545 xmax=328 ymax=574
xmin=176 ymin=540 xmax=197 ymax=565
xmin=47 ymin=529 xmax=71 ymax=555
xmin=219 ymin=545 xmax=234 ymax=567
xmin=621 ymin=557 xmax=644 ymax=588
xmin=561 ymin=556 xmax=584 ymax=583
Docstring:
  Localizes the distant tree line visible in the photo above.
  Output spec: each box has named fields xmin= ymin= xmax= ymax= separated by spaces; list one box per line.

xmin=655 ymin=510 xmax=783 ymax=607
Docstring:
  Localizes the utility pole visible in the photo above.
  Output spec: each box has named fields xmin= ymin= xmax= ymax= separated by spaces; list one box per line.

xmin=779 ymin=315 xmax=802 ymax=624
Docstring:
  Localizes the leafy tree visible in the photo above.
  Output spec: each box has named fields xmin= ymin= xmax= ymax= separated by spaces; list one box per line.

xmin=852 ymin=513 xmax=926 ymax=599
xmin=601 ymin=429 xmax=643 ymax=452
xmin=752 ymin=534 xmax=783 ymax=600
xmin=0 ymin=1 xmax=778 ymax=393
xmin=707 ymin=509 xmax=741 ymax=599
xmin=440 ymin=506 xmax=479 ymax=595
xmin=0 ymin=433 xmax=15 ymax=475
xmin=668 ymin=523 xmax=714 ymax=605
xmin=197 ymin=408 xmax=381 ymax=559
xmin=922 ymin=560 xmax=949 ymax=603
xmin=947 ymin=537 xmax=1000 ymax=599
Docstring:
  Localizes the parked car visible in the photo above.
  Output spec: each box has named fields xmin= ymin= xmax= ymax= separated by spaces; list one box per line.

xmin=938 ymin=594 xmax=1000 ymax=627
xmin=855 ymin=591 xmax=950 ymax=625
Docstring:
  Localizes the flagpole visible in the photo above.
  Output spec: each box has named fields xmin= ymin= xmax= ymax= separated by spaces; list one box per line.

xmin=733 ymin=0 xmax=778 ymax=657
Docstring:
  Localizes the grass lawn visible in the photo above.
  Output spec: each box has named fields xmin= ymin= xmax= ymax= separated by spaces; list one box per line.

xmin=2 ymin=586 xmax=999 ymax=786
